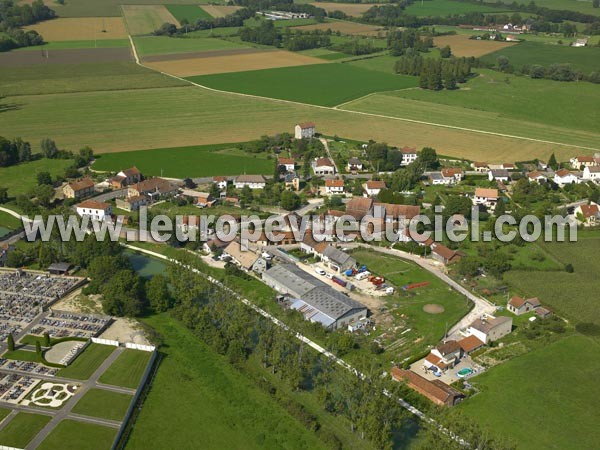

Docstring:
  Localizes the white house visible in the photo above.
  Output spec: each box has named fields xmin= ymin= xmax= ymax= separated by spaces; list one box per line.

xmin=424 ymin=340 xmax=462 ymax=372
xmin=572 ymin=38 xmax=588 ymax=47
xmin=574 ymin=202 xmax=600 ymax=226
xmin=313 ymin=157 xmax=336 ymax=175
xmin=363 ymin=180 xmax=386 ymax=197
xmin=553 ymin=169 xmax=581 ymax=186
xmin=277 ymin=157 xmax=296 ymax=172
xmin=234 ymin=174 xmax=266 ymax=189
xmin=471 ymin=162 xmax=489 ymax=173
xmin=346 ymin=157 xmax=363 ymax=172
xmin=466 ymin=315 xmax=512 ymax=344
xmin=400 ymin=147 xmax=418 ymax=166
xmin=507 ymin=296 xmax=541 ymax=315
xmin=527 ymin=171 xmax=546 ymax=183
xmin=441 ymin=168 xmax=464 ymax=183
xmin=213 ymin=176 xmax=229 ymax=191
xmin=583 ymin=166 xmax=600 ymax=183
xmin=488 ymin=169 xmax=510 ymax=183
xmin=570 ymin=155 xmax=596 ymax=169
xmin=325 ymin=179 xmax=345 ymax=195
xmin=294 ymin=122 xmax=316 ymax=139
xmin=429 ymin=172 xmax=448 ymax=185
xmin=473 ymin=188 xmax=499 ymax=210
xmin=76 ymin=200 xmax=112 ymax=221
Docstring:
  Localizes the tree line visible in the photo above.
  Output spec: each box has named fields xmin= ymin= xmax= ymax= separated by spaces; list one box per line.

xmin=488 ymin=55 xmax=600 ymax=84
xmin=0 ymin=0 xmax=53 ymax=51
xmin=394 ymin=53 xmax=474 ymax=90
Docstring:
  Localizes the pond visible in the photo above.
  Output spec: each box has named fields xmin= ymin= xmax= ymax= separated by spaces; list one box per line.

xmin=125 ymin=250 xmax=167 ymax=279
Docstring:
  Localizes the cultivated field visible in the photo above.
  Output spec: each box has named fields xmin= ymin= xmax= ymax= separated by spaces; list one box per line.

xmin=200 ymin=4 xmax=242 ymax=18
xmin=93 ymin=143 xmax=273 ymax=177
xmin=0 ymin=48 xmax=132 ymax=67
xmin=122 ymin=5 xmax=181 ymax=36
xmin=165 ymin=4 xmax=212 ymax=23
xmin=191 ymin=63 xmax=419 ymax=106
xmin=310 ymin=2 xmax=385 ymax=16
xmin=15 ymin=39 xmax=129 ymax=51
xmin=134 ymin=35 xmax=249 ymax=57
xmin=404 ymin=0 xmax=511 ymax=16
xmin=481 ymin=41 xmax=600 ymax=73
xmin=341 ymin=69 xmax=600 ymax=153
xmin=145 ymin=49 xmax=326 ymax=76
xmin=23 ymin=17 xmax=127 ymax=41
xmin=434 ymin=34 xmax=517 ymax=57
xmin=292 ymin=20 xmax=384 ymax=35
xmin=0 ymin=84 xmax=584 ymax=159
xmin=460 ymin=334 xmax=600 ymax=450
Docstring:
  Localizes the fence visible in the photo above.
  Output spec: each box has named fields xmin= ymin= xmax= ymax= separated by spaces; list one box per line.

xmin=124 ymin=343 xmax=156 ymax=352
xmin=91 ymin=337 xmax=119 ymax=347
xmin=0 ymin=445 xmax=24 ymax=450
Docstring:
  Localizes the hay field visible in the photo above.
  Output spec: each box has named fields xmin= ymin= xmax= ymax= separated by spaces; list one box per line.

xmin=144 ymin=49 xmax=327 ymax=76
xmin=292 ymin=20 xmax=383 ymax=35
xmin=23 ymin=17 xmax=127 ymax=41
xmin=200 ymin=5 xmax=243 ymax=18
xmin=122 ymin=5 xmax=181 ymax=36
xmin=0 ymin=85 xmax=579 ymax=160
xmin=309 ymin=2 xmax=384 ymax=17
xmin=434 ymin=34 xmax=517 ymax=57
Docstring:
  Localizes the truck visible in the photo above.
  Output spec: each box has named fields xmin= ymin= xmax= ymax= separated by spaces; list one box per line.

xmin=332 ymin=276 xmax=347 ymax=287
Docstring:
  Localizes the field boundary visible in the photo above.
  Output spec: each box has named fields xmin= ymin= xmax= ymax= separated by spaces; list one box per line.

xmin=126 ymin=35 xmax=599 ymax=152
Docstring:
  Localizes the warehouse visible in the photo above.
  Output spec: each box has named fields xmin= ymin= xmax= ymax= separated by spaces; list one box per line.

xmin=263 ymin=264 xmax=367 ymax=330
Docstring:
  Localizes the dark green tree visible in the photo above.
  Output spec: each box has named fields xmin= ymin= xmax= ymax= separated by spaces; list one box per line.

xmin=7 ymin=333 xmax=14 ymax=352
xmin=43 ymin=332 xmax=51 ymax=347
xmin=146 ymin=274 xmax=172 ymax=312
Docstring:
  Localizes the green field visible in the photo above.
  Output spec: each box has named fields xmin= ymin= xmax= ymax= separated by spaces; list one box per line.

xmin=460 ymin=334 xmax=600 ymax=450
xmin=0 ymin=62 xmax=185 ymax=97
xmin=41 ymin=0 xmax=222 ymax=17
xmin=15 ymin=39 xmax=129 ymax=51
xmin=93 ymin=143 xmax=273 ymax=177
xmin=57 ymin=344 xmax=116 ymax=380
xmin=190 ymin=63 xmax=419 ymax=106
xmin=244 ymin=17 xmax=320 ymax=28
xmin=0 ymin=211 xmax=22 ymax=233
xmin=347 ymin=54 xmax=399 ymax=73
xmin=37 ymin=420 xmax=117 ymax=450
xmin=342 ymin=69 xmax=600 ymax=152
xmin=504 ymin=232 xmax=600 ymax=325
xmin=481 ymin=41 xmax=600 ymax=73
xmin=405 ymin=0 xmax=511 ymax=16
xmin=72 ymin=389 xmax=133 ymax=421
xmin=0 ymin=408 xmax=11 ymax=421
xmin=125 ymin=314 xmax=328 ymax=450
xmin=0 ymin=412 xmax=51 ymax=448
xmin=0 ymin=159 xmax=72 ymax=197
xmin=517 ymin=0 xmax=600 ymax=16
xmin=134 ymin=35 xmax=249 ymax=57
xmin=165 ymin=4 xmax=213 ymax=23
xmin=99 ymin=349 xmax=152 ymax=389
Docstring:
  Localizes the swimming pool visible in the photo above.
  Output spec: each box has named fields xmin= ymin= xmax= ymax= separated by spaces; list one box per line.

xmin=457 ymin=368 xmax=473 ymax=378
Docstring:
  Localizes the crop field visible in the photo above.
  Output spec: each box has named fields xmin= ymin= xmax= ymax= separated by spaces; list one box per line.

xmin=460 ymin=334 xmax=600 ymax=450
xmin=145 ymin=49 xmax=326 ymax=76
xmin=404 ymin=0 xmax=511 ymax=16
xmin=480 ymin=41 xmax=600 ymax=73
xmin=310 ymin=2 xmax=385 ymax=16
xmin=165 ymin=4 xmax=212 ymax=23
xmin=0 ymin=83 xmax=582 ymax=159
xmin=0 ymin=61 xmax=185 ymax=96
xmin=134 ymin=35 xmax=249 ymax=57
xmin=56 ymin=344 xmax=116 ymax=380
xmin=504 ymin=232 xmax=600 ymax=325
xmin=37 ymin=420 xmax=117 ymax=450
xmin=0 ymin=159 xmax=73 ymax=197
xmin=191 ymin=63 xmax=419 ymax=106
xmin=292 ymin=20 xmax=385 ymax=35
xmin=122 ymin=5 xmax=181 ymax=36
xmin=15 ymin=39 xmax=129 ymax=51
xmin=0 ymin=412 xmax=51 ymax=448
xmin=93 ymin=143 xmax=273 ymax=177
xmin=434 ymin=34 xmax=517 ymax=57
xmin=200 ymin=5 xmax=242 ymax=18
xmin=71 ymin=389 xmax=133 ymax=421
xmin=98 ymin=349 xmax=152 ymax=389
xmin=125 ymin=314 xmax=327 ymax=450
xmin=341 ymin=69 xmax=600 ymax=154
xmin=23 ymin=17 xmax=126 ymax=41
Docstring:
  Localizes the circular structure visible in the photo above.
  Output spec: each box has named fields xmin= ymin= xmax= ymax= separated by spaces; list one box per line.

xmin=423 ymin=304 xmax=445 ymax=314
xmin=25 ymin=382 xmax=78 ymax=408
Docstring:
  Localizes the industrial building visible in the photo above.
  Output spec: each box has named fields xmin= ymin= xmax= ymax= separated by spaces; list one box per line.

xmin=262 ymin=264 xmax=367 ymax=330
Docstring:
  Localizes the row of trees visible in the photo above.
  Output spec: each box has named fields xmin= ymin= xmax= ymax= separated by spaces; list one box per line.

xmin=387 ymin=28 xmax=434 ymax=56
xmin=0 ymin=0 xmax=53 ymax=51
xmin=394 ymin=53 xmax=474 ymax=90
xmin=239 ymin=21 xmax=333 ymax=51
xmin=492 ymin=56 xmax=600 ymax=84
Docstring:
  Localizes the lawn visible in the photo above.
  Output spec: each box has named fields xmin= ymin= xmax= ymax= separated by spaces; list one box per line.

xmin=480 ymin=41 xmax=600 ymax=74
xmin=0 ymin=211 xmax=22 ymax=232
xmin=92 ymin=143 xmax=273 ymax=177
xmin=190 ymin=63 xmax=419 ymax=106
xmin=165 ymin=4 xmax=213 ymax=23
xmin=504 ymin=232 xmax=600 ymax=325
xmin=57 ymin=344 xmax=116 ymax=380
xmin=72 ymin=389 xmax=133 ymax=421
xmin=134 ymin=35 xmax=249 ymax=57
xmin=0 ymin=61 xmax=185 ymax=97
xmin=0 ymin=159 xmax=72 ymax=197
xmin=37 ymin=420 xmax=117 ymax=450
xmin=16 ymin=39 xmax=129 ymax=51
xmin=459 ymin=334 xmax=600 ymax=450
xmin=99 ymin=349 xmax=152 ymax=389
xmin=404 ymin=0 xmax=512 ymax=16
xmin=0 ymin=412 xmax=51 ymax=448
xmin=0 ymin=408 xmax=11 ymax=421
xmin=342 ymin=69 xmax=600 ymax=153
xmin=124 ymin=313 xmax=328 ymax=450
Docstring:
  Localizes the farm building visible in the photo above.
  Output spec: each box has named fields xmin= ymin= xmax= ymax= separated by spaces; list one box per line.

xmin=262 ymin=263 xmax=367 ymax=329
xmin=234 ymin=174 xmax=266 ymax=189
xmin=430 ymin=243 xmax=462 ymax=266
xmin=63 ymin=178 xmax=95 ymax=199
xmin=223 ymin=241 xmax=264 ymax=272
xmin=345 ymin=197 xmax=374 ymax=220
xmin=466 ymin=315 xmax=512 ymax=344
xmin=391 ymin=368 xmax=465 ymax=407
xmin=320 ymin=245 xmax=356 ymax=273
xmin=507 ymin=296 xmax=541 ymax=315
xmin=128 ymin=177 xmax=178 ymax=200
xmin=294 ymin=122 xmax=316 ymax=139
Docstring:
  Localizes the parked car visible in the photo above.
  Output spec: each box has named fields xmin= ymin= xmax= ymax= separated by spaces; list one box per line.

xmin=314 ymin=268 xmax=326 ymax=276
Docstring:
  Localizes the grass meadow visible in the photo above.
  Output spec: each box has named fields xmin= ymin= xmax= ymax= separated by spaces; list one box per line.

xmin=459 ymin=334 xmax=600 ymax=450
xmin=481 ymin=41 xmax=600 ymax=73
xmin=0 ymin=412 xmax=51 ymax=448
xmin=165 ymin=4 xmax=213 ymax=23
xmin=124 ymin=313 xmax=328 ymax=450
xmin=37 ymin=420 xmax=117 ymax=450
xmin=526 ymin=0 xmax=600 ymax=16
xmin=92 ymin=143 xmax=273 ymax=177
xmin=57 ymin=344 xmax=116 ymax=380
xmin=134 ymin=35 xmax=248 ymax=57
xmin=98 ymin=349 xmax=152 ymax=389
xmin=122 ymin=5 xmax=180 ymax=36
xmin=0 ymin=159 xmax=72 ymax=197
xmin=71 ymin=389 xmax=133 ymax=422
xmin=404 ymin=0 xmax=511 ymax=16
xmin=190 ymin=63 xmax=419 ymax=106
